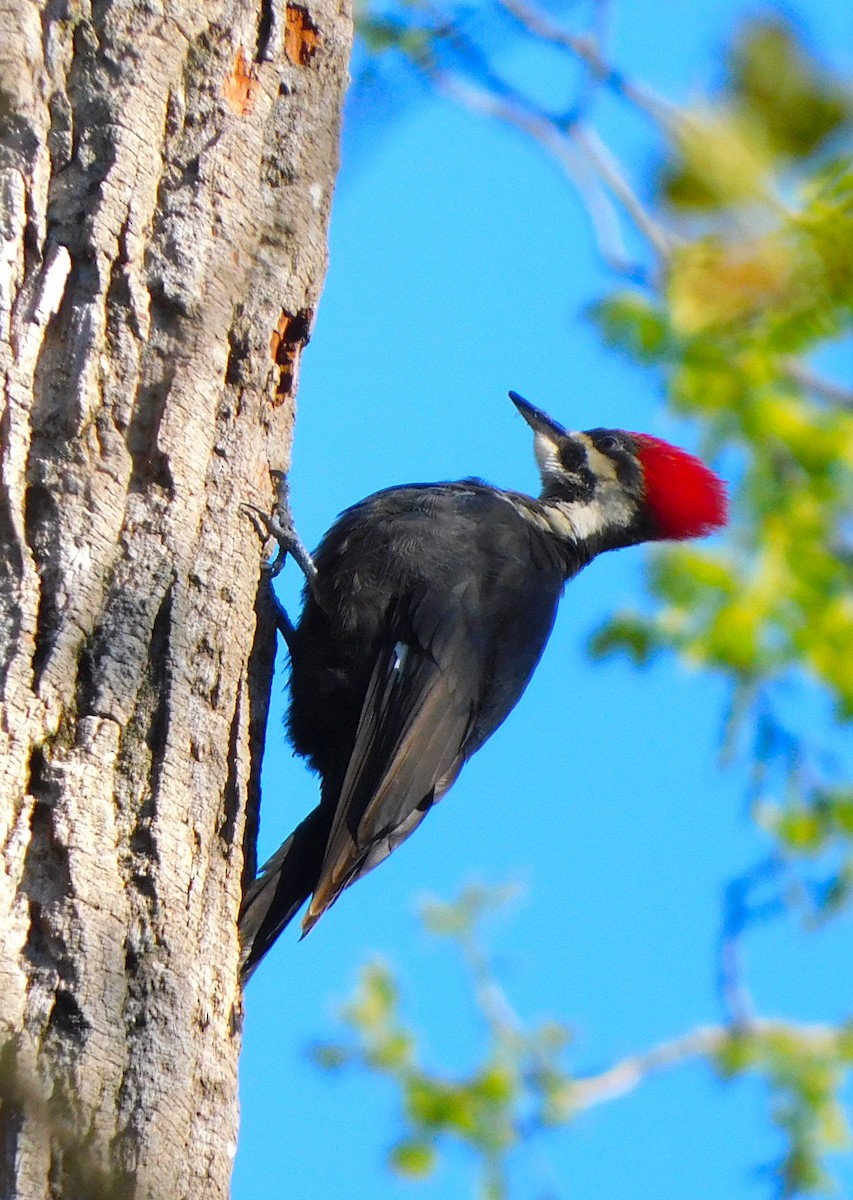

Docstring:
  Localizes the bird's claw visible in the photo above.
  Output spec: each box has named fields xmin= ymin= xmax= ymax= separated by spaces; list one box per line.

xmin=242 ymin=502 xmax=298 ymax=577
xmin=242 ymin=473 xmax=318 ymax=590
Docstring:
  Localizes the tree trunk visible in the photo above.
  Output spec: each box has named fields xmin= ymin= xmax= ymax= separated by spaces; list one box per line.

xmin=0 ymin=1 xmax=351 ymax=1196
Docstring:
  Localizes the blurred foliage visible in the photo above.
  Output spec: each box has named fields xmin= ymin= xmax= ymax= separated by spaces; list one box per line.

xmin=663 ymin=22 xmax=852 ymax=204
xmin=315 ymin=888 xmax=853 ymax=1198
xmin=717 ymin=1023 xmax=853 ymax=1196
xmin=313 ymin=887 xmax=574 ymax=1200
xmin=589 ymin=21 xmax=853 ymax=929
xmin=317 ymin=8 xmax=853 ymax=1200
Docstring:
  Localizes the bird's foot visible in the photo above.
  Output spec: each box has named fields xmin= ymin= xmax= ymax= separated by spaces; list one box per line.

xmin=243 ymin=470 xmax=317 ymax=588
xmin=243 ymin=472 xmax=320 ymax=648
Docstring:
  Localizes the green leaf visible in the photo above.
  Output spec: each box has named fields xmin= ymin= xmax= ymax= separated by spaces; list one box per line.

xmin=715 ymin=1031 xmax=763 ymax=1077
xmin=309 ymin=1042 xmax=352 ymax=1071
xmin=590 ymin=293 xmax=671 ymax=362
xmin=388 ymin=1138 xmax=437 ymax=1177
xmin=589 ymin=613 xmax=661 ymax=664
xmin=729 ymin=19 xmax=853 ymax=161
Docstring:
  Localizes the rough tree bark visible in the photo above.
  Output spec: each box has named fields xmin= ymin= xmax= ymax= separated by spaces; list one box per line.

xmin=0 ymin=1 xmax=352 ymax=1197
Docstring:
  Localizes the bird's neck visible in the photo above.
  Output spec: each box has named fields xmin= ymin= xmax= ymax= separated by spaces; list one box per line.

xmin=498 ymin=492 xmax=591 ymax=575
xmin=531 ymin=490 xmax=643 ymax=564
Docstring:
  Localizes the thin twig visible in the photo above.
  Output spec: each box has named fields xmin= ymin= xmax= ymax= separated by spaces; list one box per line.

xmin=716 ymin=856 xmax=784 ymax=1025
xmin=567 ymin=1026 xmax=725 ymax=1108
xmin=431 ymin=71 xmax=659 ymax=277
xmin=571 ymin=123 xmax=673 ymax=261
xmin=494 ymin=0 xmax=675 ymax=125
xmin=394 ymin=0 xmax=673 ymax=271
xmin=784 ymin=359 xmax=853 ymax=407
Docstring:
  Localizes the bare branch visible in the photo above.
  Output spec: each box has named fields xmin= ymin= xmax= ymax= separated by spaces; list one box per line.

xmin=494 ymin=0 xmax=676 ymax=125
xmin=784 ymin=359 xmax=853 ymax=407
xmin=566 ymin=1019 xmax=844 ymax=1112
xmin=430 ymin=71 xmax=662 ymax=277
xmin=567 ymin=1026 xmax=725 ymax=1109
xmin=381 ymin=0 xmax=673 ymax=273
xmin=570 ymin=124 xmax=674 ymax=261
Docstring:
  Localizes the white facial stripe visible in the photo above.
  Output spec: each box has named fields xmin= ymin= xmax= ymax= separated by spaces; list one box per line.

xmin=582 ymin=439 xmax=619 ymax=481
xmin=533 ymin=431 xmax=562 ymax=478
xmin=544 ymin=491 xmax=635 ymax=542
xmin=523 ymin=428 xmax=637 ymax=545
xmin=534 ymin=430 xmax=619 ymax=485
xmin=498 ymin=488 xmax=632 ymax=541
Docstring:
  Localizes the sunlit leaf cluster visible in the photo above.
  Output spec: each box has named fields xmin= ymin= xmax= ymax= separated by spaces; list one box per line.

xmin=591 ymin=22 xmax=853 ymax=913
xmin=663 ymin=22 xmax=853 ymax=207
xmin=716 ymin=1024 xmax=853 ymax=1196
xmin=315 ymin=890 xmax=853 ymax=1198
xmin=313 ymin=888 xmax=573 ymax=1200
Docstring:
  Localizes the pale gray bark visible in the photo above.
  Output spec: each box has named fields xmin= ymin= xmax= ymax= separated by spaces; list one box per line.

xmin=0 ymin=1 xmax=352 ymax=1197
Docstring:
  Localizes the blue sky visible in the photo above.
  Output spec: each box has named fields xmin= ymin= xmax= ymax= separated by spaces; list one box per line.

xmin=234 ymin=3 xmax=852 ymax=1197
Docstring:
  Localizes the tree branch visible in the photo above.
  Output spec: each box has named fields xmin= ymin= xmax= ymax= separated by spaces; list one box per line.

xmin=494 ymin=0 xmax=675 ymax=125
xmin=429 ymin=70 xmax=664 ymax=277
xmin=570 ymin=123 xmax=673 ymax=261
xmin=784 ymin=359 xmax=853 ymax=407
xmin=566 ymin=1019 xmax=843 ymax=1112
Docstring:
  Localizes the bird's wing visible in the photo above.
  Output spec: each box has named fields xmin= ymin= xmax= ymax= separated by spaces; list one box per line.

xmin=303 ymin=589 xmax=479 ymax=931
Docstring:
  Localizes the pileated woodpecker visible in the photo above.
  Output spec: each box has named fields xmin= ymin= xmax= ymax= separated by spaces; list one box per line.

xmin=239 ymin=392 xmax=726 ymax=978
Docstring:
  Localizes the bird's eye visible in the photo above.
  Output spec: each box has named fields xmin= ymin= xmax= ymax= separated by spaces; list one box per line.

xmin=597 ymin=434 xmax=620 ymax=453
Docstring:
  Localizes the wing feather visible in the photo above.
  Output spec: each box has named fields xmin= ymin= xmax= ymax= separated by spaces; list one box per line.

xmin=303 ymin=595 xmax=477 ymax=929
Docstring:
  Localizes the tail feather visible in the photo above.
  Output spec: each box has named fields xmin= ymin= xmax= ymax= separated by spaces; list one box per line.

xmin=238 ymin=805 xmax=329 ymax=981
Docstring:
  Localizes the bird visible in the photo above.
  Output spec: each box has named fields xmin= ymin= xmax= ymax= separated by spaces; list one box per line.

xmin=238 ymin=391 xmax=727 ymax=979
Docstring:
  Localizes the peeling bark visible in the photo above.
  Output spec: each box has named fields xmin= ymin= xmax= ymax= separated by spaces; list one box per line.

xmin=0 ymin=1 xmax=352 ymax=1196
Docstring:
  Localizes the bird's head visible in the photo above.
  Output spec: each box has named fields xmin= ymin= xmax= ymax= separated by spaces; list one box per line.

xmin=510 ymin=391 xmax=728 ymax=551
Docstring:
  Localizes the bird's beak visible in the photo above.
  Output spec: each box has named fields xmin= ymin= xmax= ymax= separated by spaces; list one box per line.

xmin=509 ymin=391 xmax=568 ymax=439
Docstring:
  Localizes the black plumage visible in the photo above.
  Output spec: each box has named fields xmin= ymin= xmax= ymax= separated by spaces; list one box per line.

xmin=240 ymin=482 xmax=573 ymax=977
xmin=238 ymin=394 xmax=727 ymax=978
